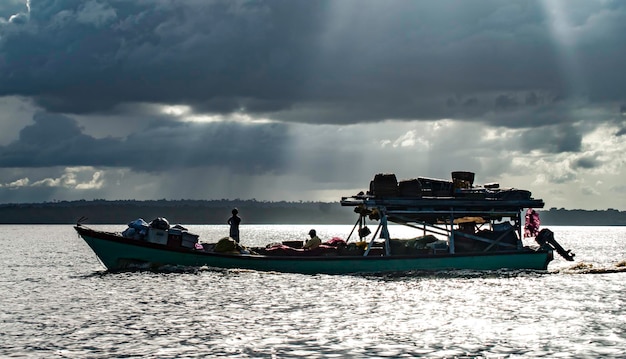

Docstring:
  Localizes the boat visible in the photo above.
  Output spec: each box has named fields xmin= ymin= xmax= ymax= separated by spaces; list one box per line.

xmin=74 ymin=171 xmax=575 ymax=274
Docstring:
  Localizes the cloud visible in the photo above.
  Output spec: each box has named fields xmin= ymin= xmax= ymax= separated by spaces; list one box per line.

xmin=581 ymin=186 xmax=600 ymax=196
xmin=1 ymin=1 xmax=323 ymax=114
xmin=571 ymin=155 xmax=601 ymax=170
xmin=0 ymin=112 xmax=292 ymax=174
xmin=0 ymin=177 xmax=29 ymax=188
xmin=0 ymin=1 xmax=624 ymax=127
xmin=519 ymin=124 xmax=582 ymax=153
xmin=495 ymin=95 xmax=519 ymax=109
xmin=0 ymin=116 xmax=624 ymax=209
xmin=0 ymin=1 xmax=26 ymax=20
xmin=75 ymin=1 xmax=117 ymax=27
xmin=28 ymin=166 xmax=103 ymax=189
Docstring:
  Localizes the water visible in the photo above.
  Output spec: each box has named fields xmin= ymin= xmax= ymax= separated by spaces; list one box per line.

xmin=1 ymin=225 xmax=624 ymax=358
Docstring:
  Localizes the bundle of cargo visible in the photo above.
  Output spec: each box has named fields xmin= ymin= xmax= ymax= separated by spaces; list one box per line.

xmin=119 ymin=217 xmax=200 ymax=249
xmin=417 ymin=177 xmax=453 ymax=197
xmin=369 ymin=173 xmax=399 ymax=197
xmin=121 ymin=218 xmax=149 ymax=240
xmin=487 ymin=189 xmax=532 ymax=201
xmin=398 ymin=179 xmax=422 ymax=197
xmin=451 ymin=171 xmax=475 ymax=189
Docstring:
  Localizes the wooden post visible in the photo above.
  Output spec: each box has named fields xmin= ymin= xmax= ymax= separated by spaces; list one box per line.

xmin=449 ymin=210 xmax=455 ymax=254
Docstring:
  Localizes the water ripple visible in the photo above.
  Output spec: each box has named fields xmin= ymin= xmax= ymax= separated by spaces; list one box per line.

xmin=0 ymin=225 xmax=624 ymax=358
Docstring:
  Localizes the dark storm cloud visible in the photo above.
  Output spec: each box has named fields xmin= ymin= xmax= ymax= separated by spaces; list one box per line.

xmin=571 ymin=156 xmax=601 ymax=170
xmin=518 ymin=124 xmax=582 ymax=153
xmin=495 ymin=95 xmax=519 ymax=109
xmin=0 ymin=112 xmax=291 ymax=174
xmin=0 ymin=0 xmax=26 ymax=19
xmin=0 ymin=1 xmax=625 ymax=126
xmin=0 ymin=0 xmax=322 ymax=113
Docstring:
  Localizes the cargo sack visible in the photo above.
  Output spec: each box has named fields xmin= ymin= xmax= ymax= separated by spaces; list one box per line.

xmin=128 ymin=218 xmax=149 ymax=230
xmin=214 ymin=237 xmax=237 ymax=253
xmin=149 ymin=217 xmax=170 ymax=230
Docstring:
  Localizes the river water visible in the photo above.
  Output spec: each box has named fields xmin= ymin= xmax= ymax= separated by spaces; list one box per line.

xmin=1 ymin=224 xmax=624 ymax=358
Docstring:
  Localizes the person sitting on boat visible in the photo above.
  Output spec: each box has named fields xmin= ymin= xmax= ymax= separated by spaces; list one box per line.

xmin=228 ymin=208 xmax=241 ymax=243
xmin=303 ymin=229 xmax=322 ymax=250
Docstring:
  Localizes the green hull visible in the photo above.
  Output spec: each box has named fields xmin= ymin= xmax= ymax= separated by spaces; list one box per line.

xmin=75 ymin=226 xmax=553 ymax=274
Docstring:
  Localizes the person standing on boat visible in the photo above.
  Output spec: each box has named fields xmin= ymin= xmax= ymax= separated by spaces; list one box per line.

xmin=304 ymin=229 xmax=322 ymax=250
xmin=228 ymin=208 xmax=241 ymax=243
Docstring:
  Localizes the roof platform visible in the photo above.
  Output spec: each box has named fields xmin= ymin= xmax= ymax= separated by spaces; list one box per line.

xmin=340 ymin=195 xmax=544 ymax=224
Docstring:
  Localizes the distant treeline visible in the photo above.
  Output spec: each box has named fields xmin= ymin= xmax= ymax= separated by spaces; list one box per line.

xmin=0 ymin=199 xmax=356 ymax=225
xmin=539 ymin=208 xmax=626 ymax=226
xmin=0 ymin=200 xmax=625 ymax=226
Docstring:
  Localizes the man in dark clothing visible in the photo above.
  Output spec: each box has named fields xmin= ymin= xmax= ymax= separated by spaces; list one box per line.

xmin=228 ymin=208 xmax=241 ymax=243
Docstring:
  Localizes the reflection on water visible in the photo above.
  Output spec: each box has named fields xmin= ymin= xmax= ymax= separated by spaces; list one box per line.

xmin=0 ymin=225 xmax=624 ymax=358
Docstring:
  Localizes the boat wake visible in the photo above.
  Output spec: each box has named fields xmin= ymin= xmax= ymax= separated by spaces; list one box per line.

xmin=557 ymin=261 xmax=626 ymax=275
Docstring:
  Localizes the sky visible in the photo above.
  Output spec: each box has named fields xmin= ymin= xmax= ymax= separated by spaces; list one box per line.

xmin=0 ymin=0 xmax=625 ymax=210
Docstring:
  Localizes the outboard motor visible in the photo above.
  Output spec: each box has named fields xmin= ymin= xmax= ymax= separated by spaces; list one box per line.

xmin=535 ymin=229 xmax=575 ymax=261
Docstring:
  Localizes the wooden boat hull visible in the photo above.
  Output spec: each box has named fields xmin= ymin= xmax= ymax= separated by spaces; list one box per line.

xmin=75 ymin=226 xmax=553 ymax=274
